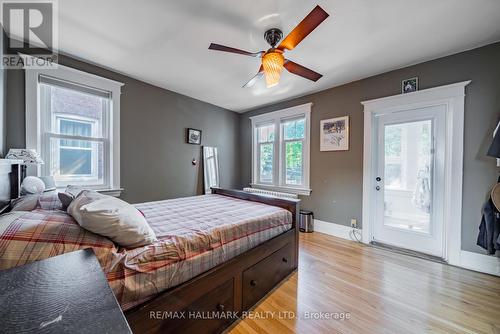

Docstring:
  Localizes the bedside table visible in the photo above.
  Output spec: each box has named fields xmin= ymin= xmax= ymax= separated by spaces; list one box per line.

xmin=0 ymin=249 xmax=132 ymax=333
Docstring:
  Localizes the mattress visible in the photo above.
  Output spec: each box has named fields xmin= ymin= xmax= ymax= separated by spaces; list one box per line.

xmin=0 ymin=194 xmax=292 ymax=310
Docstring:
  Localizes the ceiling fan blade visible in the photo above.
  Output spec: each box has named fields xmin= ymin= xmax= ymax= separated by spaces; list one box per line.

xmin=209 ymin=43 xmax=263 ymax=57
xmin=243 ymin=66 xmax=264 ymax=88
xmin=284 ymin=60 xmax=322 ymax=82
xmin=277 ymin=5 xmax=329 ymax=51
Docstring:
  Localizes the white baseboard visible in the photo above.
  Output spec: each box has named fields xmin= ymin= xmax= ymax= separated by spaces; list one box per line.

xmin=313 ymin=220 xmax=500 ymax=277
xmin=459 ymin=250 xmax=500 ymax=277
xmin=313 ymin=219 xmax=356 ymax=241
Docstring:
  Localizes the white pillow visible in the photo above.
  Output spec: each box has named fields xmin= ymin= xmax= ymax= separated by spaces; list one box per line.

xmin=67 ymin=190 xmax=157 ymax=248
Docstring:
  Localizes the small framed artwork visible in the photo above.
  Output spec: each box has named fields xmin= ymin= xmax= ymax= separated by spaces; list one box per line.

xmin=402 ymin=77 xmax=418 ymax=94
xmin=187 ymin=128 xmax=202 ymax=145
xmin=320 ymin=116 xmax=349 ymax=151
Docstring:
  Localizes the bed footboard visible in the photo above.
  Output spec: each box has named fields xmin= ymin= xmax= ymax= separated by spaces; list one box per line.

xmin=125 ymin=188 xmax=300 ymax=334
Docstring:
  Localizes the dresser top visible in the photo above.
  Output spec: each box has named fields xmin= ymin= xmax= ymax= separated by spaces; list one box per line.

xmin=0 ymin=249 xmax=132 ymax=334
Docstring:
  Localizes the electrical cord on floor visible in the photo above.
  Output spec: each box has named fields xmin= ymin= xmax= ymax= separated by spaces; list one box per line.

xmin=349 ymin=228 xmax=363 ymax=243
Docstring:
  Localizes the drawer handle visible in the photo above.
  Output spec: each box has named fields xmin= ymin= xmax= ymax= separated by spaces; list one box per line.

xmin=217 ymin=303 xmax=225 ymax=312
xmin=250 ymin=280 xmax=258 ymax=287
xmin=282 ymin=257 xmax=288 ymax=263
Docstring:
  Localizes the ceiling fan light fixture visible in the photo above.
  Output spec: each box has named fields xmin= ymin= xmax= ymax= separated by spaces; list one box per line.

xmin=262 ymin=51 xmax=284 ymax=88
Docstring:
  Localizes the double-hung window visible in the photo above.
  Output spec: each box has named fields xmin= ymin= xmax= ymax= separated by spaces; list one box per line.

xmin=251 ymin=103 xmax=312 ymax=195
xmin=25 ymin=63 xmax=123 ymax=192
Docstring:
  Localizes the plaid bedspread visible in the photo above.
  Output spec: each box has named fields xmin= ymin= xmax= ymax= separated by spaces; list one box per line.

xmin=0 ymin=194 xmax=292 ymax=310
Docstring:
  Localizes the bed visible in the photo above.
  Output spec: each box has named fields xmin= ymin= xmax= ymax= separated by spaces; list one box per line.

xmin=0 ymin=168 xmax=300 ymax=334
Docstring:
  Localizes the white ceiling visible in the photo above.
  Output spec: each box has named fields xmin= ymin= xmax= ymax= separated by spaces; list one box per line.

xmin=58 ymin=0 xmax=500 ymax=112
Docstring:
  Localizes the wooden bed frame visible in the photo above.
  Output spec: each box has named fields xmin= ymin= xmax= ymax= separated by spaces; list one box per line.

xmin=2 ymin=170 xmax=299 ymax=333
xmin=125 ymin=187 xmax=300 ymax=334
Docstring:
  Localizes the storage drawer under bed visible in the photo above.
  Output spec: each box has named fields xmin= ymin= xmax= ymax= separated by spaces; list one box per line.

xmin=242 ymin=242 xmax=294 ymax=310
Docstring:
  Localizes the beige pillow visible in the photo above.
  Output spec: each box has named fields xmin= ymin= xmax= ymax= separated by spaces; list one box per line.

xmin=67 ymin=190 xmax=157 ymax=248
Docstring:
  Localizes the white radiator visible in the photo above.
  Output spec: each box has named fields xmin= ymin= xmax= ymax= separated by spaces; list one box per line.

xmin=243 ymin=187 xmax=298 ymax=199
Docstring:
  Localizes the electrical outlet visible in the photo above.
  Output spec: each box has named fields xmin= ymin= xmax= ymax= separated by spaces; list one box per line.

xmin=350 ymin=219 xmax=357 ymax=229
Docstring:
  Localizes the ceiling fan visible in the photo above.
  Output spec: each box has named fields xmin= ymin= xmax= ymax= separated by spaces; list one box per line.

xmin=208 ymin=5 xmax=329 ymax=88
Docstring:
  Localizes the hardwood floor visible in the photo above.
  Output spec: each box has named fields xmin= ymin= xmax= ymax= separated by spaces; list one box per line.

xmin=228 ymin=232 xmax=500 ymax=334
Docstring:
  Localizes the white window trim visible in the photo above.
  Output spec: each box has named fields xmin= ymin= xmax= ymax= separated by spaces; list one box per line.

xmin=361 ymin=81 xmax=471 ymax=266
xmin=25 ymin=61 xmax=124 ymax=194
xmin=250 ymin=103 xmax=312 ymax=196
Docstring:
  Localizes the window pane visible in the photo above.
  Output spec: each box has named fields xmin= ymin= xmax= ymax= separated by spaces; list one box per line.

xmin=285 ymin=141 xmax=303 ymax=185
xmin=50 ymin=86 xmax=105 ymax=137
xmin=284 ymin=118 xmax=305 ymax=140
xmin=49 ymin=138 xmax=104 ymax=186
xmin=257 ymin=124 xmax=275 ymax=143
xmin=61 ymin=147 xmax=92 ymax=175
xmin=60 ymin=119 xmax=92 ymax=148
xmin=259 ymin=143 xmax=273 ymax=183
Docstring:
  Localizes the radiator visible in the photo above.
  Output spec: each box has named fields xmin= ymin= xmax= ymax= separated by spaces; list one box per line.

xmin=243 ymin=187 xmax=298 ymax=199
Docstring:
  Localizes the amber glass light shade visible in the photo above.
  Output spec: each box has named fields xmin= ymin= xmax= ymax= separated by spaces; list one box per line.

xmin=262 ymin=51 xmax=284 ymax=88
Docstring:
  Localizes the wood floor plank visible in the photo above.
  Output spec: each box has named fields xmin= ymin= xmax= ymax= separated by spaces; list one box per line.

xmin=228 ymin=232 xmax=500 ymax=334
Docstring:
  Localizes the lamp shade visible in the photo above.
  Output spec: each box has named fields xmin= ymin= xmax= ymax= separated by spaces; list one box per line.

xmin=487 ymin=123 xmax=500 ymax=158
xmin=5 ymin=149 xmax=44 ymax=165
xmin=262 ymin=51 xmax=284 ymax=88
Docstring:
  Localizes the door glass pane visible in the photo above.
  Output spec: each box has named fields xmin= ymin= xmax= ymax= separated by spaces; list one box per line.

xmin=259 ymin=143 xmax=273 ymax=183
xmin=285 ymin=141 xmax=303 ymax=185
xmin=383 ymin=120 xmax=432 ymax=233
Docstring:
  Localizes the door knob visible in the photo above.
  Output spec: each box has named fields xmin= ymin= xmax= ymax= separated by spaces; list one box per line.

xmin=376 ymin=177 xmax=382 ymax=182
xmin=375 ymin=186 xmax=381 ymax=191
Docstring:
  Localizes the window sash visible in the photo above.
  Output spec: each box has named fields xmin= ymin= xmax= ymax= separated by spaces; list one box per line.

xmin=45 ymin=133 xmax=107 ymax=185
xmin=283 ymin=138 xmax=305 ymax=186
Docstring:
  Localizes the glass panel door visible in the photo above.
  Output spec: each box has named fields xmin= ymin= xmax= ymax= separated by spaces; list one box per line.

xmin=383 ymin=120 xmax=433 ymax=233
xmin=373 ymin=105 xmax=445 ymax=257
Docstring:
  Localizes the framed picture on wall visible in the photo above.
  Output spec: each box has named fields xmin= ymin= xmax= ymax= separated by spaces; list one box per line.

xmin=402 ymin=77 xmax=418 ymax=93
xmin=320 ymin=116 xmax=349 ymax=151
xmin=187 ymin=128 xmax=202 ymax=145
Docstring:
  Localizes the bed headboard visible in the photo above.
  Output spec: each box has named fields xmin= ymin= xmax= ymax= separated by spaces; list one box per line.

xmin=0 ymin=160 xmax=20 ymax=211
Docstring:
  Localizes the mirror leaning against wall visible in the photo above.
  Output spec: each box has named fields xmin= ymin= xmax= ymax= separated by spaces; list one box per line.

xmin=203 ymin=147 xmax=220 ymax=194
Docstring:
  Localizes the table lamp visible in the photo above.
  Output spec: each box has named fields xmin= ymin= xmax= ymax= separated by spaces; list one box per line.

xmin=5 ymin=149 xmax=44 ymax=181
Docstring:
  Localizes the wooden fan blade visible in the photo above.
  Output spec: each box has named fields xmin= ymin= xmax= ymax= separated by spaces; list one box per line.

xmin=277 ymin=6 xmax=329 ymax=51
xmin=284 ymin=60 xmax=322 ymax=82
xmin=209 ymin=43 xmax=263 ymax=57
xmin=243 ymin=66 xmax=264 ymax=88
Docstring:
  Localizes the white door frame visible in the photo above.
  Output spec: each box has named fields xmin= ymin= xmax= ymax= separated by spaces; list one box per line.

xmin=361 ymin=81 xmax=471 ymax=265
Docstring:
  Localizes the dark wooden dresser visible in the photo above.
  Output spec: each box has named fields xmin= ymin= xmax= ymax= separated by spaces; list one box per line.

xmin=0 ymin=249 xmax=132 ymax=334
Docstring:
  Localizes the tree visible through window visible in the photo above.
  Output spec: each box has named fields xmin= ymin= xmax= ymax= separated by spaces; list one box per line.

xmin=257 ymin=124 xmax=275 ymax=183
xmin=284 ymin=118 xmax=305 ymax=185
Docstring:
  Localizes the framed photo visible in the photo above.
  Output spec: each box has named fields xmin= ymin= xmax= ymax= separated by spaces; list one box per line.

xmin=187 ymin=128 xmax=202 ymax=145
xmin=402 ymin=77 xmax=418 ymax=94
xmin=320 ymin=116 xmax=349 ymax=151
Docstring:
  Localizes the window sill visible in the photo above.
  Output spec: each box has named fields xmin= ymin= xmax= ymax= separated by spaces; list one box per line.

xmin=97 ymin=188 xmax=123 ymax=197
xmin=250 ymin=183 xmax=311 ymax=196
xmin=56 ymin=187 xmax=123 ymax=197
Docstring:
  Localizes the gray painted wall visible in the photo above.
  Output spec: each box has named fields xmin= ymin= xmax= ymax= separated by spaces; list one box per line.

xmin=239 ymin=42 xmax=500 ymax=255
xmin=5 ymin=54 xmax=241 ymax=203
